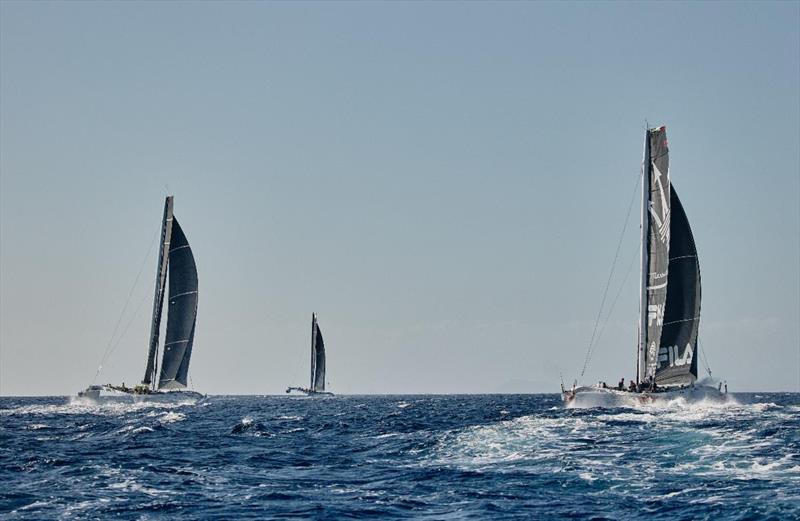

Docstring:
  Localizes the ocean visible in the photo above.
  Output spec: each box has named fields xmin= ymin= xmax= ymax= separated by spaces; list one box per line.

xmin=1 ymin=393 xmax=798 ymax=519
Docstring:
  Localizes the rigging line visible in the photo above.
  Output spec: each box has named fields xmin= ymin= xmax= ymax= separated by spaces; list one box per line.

xmin=93 ymin=287 xmax=151 ymax=383
xmin=290 ymin=334 xmax=306 ymax=387
xmin=698 ymin=338 xmax=713 ymax=377
xmin=583 ymin=243 xmax=640 ymax=375
xmin=93 ymin=231 xmax=159 ymax=383
xmin=580 ymin=172 xmax=642 ymax=379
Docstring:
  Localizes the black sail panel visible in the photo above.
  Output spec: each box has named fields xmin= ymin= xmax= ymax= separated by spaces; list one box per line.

xmin=655 ymin=186 xmax=700 ymax=385
xmin=312 ymin=319 xmax=326 ymax=391
xmin=143 ymin=196 xmax=173 ymax=386
xmin=158 ymin=216 xmax=198 ymax=389
xmin=643 ymin=127 xmax=671 ymax=381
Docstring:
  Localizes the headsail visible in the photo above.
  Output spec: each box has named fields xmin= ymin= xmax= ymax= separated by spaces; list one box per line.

xmin=655 ymin=187 xmax=700 ymax=385
xmin=158 ymin=217 xmax=199 ymax=389
xmin=310 ymin=314 xmax=326 ymax=392
xmin=640 ymin=126 xmax=671 ymax=382
xmin=143 ymin=196 xmax=174 ymax=387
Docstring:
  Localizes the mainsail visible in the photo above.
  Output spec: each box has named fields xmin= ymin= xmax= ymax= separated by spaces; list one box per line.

xmin=141 ymin=196 xmax=199 ymax=390
xmin=310 ymin=314 xmax=326 ymax=392
xmin=158 ymin=217 xmax=199 ymax=389
xmin=638 ymin=127 xmax=700 ymax=386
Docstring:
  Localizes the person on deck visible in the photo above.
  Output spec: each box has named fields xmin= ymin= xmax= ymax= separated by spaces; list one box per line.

xmin=628 ymin=380 xmax=636 ymax=392
xmin=618 ymin=378 xmax=625 ymax=391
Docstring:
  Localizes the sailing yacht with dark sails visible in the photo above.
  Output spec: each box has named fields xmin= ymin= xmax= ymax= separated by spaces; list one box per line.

xmin=562 ymin=126 xmax=727 ymax=407
xmin=78 ymin=196 xmax=203 ymax=402
xmin=286 ymin=313 xmax=333 ymax=396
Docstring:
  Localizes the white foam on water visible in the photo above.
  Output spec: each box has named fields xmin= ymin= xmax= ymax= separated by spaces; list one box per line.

xmin=15 ymin=500 xmax=52 ymax=512
xmin=109 ymin=478 xmax=171 ymax=497
xmin=430 ymin=395 xmax=798 ymax=495
xmin=431 ymin=414 xmax=605 ymax=470
xmin=2 ymin=398 xmax=195 ymax=420
xmin=158 ymin=411 xmax=186 ymax=424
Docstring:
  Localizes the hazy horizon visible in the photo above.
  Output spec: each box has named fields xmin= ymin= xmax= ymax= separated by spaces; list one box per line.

xmin=2 ymin=1 xmax=798 ymax=396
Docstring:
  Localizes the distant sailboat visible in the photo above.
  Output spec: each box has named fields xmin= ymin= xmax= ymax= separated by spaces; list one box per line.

xmin=78 ymin=196 xmax=203 ymax=402
xmin=562 ymin=126 xmax=728 ymax=407
xmin=286 ymin=313 xmax=333 ymax=396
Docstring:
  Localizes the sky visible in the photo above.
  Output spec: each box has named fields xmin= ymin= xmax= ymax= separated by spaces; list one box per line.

xmin=1 ymin=1 xmax=798 ymax=395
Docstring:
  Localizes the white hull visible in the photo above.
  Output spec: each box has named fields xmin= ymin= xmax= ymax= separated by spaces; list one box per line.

xmin=76 ymin=385 xmax=204 ymax=403
xmin=285 ymin=386 xmax=334 ymax=397
xmin=562 ymin=384 xmax=728 ymax=408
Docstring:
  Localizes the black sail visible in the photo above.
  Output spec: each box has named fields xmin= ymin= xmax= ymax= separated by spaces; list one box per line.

xmin=158 ymin=216 xmax=198 ymax=389
xmin=143 ymin=196 xmax=174 ymax=386
xmin=642 ymin=127 xmax=671 ymax=381
xmin=655 ymin=186 xmax=700 ymax=385
xmin=311 ymin=314 xmax=326 ymax=392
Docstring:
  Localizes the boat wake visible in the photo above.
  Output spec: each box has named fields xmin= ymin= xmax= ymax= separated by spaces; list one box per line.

xmin=432 ymin=398 xmax=799 ymax=491
xmin=1 ymin=398 xmax=194 ymax=418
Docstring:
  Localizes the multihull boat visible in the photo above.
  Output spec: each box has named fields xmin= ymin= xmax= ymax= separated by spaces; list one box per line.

xmin=286 ymin=313 xmax=334 ymax=396
xmin=563 ymin=126 xmax=728 ymax=407
xmin=78 ymin=196 xmax=203 ymax=403
xmin=77 ymin=385 xmax=203 ymax=403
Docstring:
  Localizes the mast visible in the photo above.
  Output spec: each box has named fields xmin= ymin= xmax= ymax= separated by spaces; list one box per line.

xmin=637 ymin=131 xmax=650 ymax=385
xmin=310 ymin=313 xmax=316 ymax=389
xmin=143 ymin=196 xmax=174 ymax=389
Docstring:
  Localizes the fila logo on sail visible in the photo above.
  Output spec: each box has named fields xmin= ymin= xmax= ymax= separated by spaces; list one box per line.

xmin=648 ymin=163 xmax=671 ymax=244
xmin=658 ymin=343 xmax=694 ymax=368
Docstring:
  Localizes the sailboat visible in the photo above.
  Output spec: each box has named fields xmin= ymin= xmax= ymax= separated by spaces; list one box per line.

xmin=78 ymin=196 xmax=203 ymax=402
xmin=286 ymin=313 xmax=334 ymax=396
xmin=562 ymin=126 xmax=728 ymax=407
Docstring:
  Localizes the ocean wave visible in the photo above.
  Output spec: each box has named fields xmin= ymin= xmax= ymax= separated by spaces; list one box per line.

xmin=1 ymin=394 xmax=797 ymax=519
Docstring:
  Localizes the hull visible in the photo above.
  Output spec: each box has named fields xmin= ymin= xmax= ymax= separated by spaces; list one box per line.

xmin=562 ymin=384 xmax=728 ymax=408
xmin=76 ymin=385 xmax=204 ymax=403
xmin=285 ymin=386 xmax=334 ymax=397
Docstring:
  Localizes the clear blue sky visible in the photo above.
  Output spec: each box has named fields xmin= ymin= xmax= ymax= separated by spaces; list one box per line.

xmin=1 ymin=1 xmax=798 ymax=395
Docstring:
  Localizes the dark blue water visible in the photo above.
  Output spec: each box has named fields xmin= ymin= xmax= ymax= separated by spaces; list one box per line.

xmin=2 ymin=394 xmax=798 ymax=519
